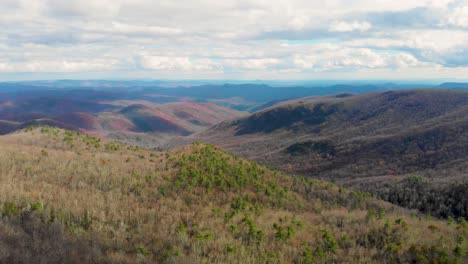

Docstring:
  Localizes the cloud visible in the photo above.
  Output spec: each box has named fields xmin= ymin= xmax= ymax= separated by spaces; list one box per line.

xmin=0 ymin=63 xmax=13 ymax=72
xmin=448 ymin=5 xmax=468 ymax=27
xmin=0 ymin=0 xmax=467 ymax=79
xmin=360 ymin=8 xmax=443 ymax=30
xmin=0 ymin=59 xmax=118 ymax=73
xmin=288 ymin=15 xmax=310 ymax=31
xmin=293 ymin=47 xmax=423 ymax=71
xmin=139 ymin=56 xmax=221 ymax=71
xmin=343 ymin=29 xmax=468 ymax=66
xmin=45 ymin=0 xmax=122 ymax=18
xmin=224 ymin=58 xmax=281 ymax=70
xmin=140 ymin=56 xmax=192 ymax=71
xmin=110 ymin=22 xmax=183 ymax=36
xmin=329 ymin=21 xmax=372 ymax=32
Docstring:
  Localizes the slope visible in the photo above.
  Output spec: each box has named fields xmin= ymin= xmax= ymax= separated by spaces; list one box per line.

xmin=0 ymin=126 xmax=466 ymax=263
xmin=174 ymin=89 xmax=468 ymax=218
xmin=0 ymin=100 xmax=245 ymax=147
xmin=119 ymin=104 xmax=191 ymax=134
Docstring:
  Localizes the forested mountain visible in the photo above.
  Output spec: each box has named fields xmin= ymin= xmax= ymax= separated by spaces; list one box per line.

xmin=0 ymin=126 xmax=466 ymax=263
xmin=171 ymin=90 xmax=468 ymax=219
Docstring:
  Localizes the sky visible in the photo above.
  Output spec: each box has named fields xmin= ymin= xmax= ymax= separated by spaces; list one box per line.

xmin=1 ymin=0 xmax=468 ymax=80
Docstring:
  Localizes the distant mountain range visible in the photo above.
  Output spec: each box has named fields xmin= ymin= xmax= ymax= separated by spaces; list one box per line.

xmin=7 ymin=80 xmax=462 ymax=146
xmin=438 ymin=82 xmax=468 ymax=89
xmin=2 ymin=80 xmax=467 ymax=111
xmin=0 ymin=98 xmax=244 ymax=146
xmin=2 ymin=80 xmax=467 ymax=146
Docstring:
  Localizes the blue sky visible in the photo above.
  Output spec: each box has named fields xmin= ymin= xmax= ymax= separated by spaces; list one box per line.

xmin=1 ymin=0 xmax=468 ymax=80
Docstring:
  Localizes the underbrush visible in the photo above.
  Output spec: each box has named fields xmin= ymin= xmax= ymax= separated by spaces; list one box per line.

xmin=0 ymin=127 xmax=466 ymax=263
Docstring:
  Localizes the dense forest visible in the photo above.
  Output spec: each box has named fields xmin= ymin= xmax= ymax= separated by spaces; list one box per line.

xmin=371 ymin=175 xmax=468 ymax=220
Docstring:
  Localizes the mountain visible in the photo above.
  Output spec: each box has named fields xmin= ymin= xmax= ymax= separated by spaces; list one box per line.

xmin=0 ymin=118 xmax=78 ymax=134
xmin=438 ymin=82 xmax=468 ymax=89
xmin=119 ymin=104 xmax=191 ymax=134
xmin=2 ymin=97 xmax=117 ymax=115
xmin=100 ymin=83 xmax=413 ymax=111
xmin=0 ymin=120 xmax=20 ymax=134
xmin=172 ymin=89 xmax=468 ymax=219
xmin=0 ymin=97 xmax=245 ymax=146
xmin=0 ymin=126 xmax=466 ymax=263
xmin=3 ymin=81 xmax=457 ymax=113
xmin=55 ymin=112 xmax=102 ymax=131
xmin=97 ymin=102 xmax=245 ymax=146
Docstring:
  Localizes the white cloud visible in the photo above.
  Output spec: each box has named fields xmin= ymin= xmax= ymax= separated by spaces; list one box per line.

xmin=288 ymin=15 xmax=310 ymax=31
xmin=140 ymin=56 xmax=192 ymax=71
xmin=294 ymin=55 xmax=316 ymax=69
xmin=0 ymin=59 xmax=118 ymax=73
xmin=448 ymin=5 xmax=468 ymax=27
xmin=0 ymin=63 xmax=13 ymax=72
xmin=224 ymin=58 xmax=281 ymax=70
xmin=110 ymin=22 xmax=183 ymax=36
xmin=0 ymin=0 xmax=467 ymax=79
xmin=293 ymin=47 xmax=424 ymax=70
xmin=45 ymin=0 xmax=122 ymax=18
xmin=329 ymin=21 xmax=372 ymax=32
xmin=140 ymin=56 xmax=220 ymax=71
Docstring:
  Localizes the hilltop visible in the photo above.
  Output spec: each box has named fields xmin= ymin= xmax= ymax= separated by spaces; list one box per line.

xmin=0 ymin=126 xmax=466 ymax=263
xmin=171 ymin=89 xmax=468 ymax=219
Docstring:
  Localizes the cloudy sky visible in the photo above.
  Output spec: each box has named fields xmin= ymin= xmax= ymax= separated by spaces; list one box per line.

xmin=1 ymin=0 xmax=468 ymax=80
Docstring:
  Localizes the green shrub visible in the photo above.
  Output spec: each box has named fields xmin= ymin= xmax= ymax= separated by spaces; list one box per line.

xmin=302 ymin=244 xmax=314 ymax=264
xmin=273 ymin=221 xmax=297 ymax=241
xmin=225 ymin=244 xmax=236 ymax=254
xmin=31 ymin=201 xmax=44 ymax=211
xmin=136 ymin=246 xmax=151 ymax=256
xmin=2 ymin=202 xmax=20 ymax=217
xmin=317 ymin=229 xmax=337 ymax=253
xmin=242 ymin=214 xmax=264 ymax=244
xmin=407 ymin=245 xmax=461 ymax=264
xmin=196 ymin=231 xmax=213 ymax=241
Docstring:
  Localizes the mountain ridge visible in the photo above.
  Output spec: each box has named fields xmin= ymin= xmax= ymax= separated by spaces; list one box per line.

xmin=1 ymin=126 xmax=466 ymax=263
xmin=166 ymin=89 xmax=468 ymax=218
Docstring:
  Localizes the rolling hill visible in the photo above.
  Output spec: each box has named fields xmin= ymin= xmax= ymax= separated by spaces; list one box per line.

xmin=3 ymin=97 xmax=117 ymax=115
xmin=171 ymin=89 xmax=468 ymax=219
xmin=0 ymin=126 xmax=466 ymax=263
xmin=3 ymin=81 xmax=457 ymax=113
xmin=0 ymin=99 xmax=245 ymax=146
xmin=119 ymin=104 xmax=191 ymax=134
xmin=55 ymin=112 xmax=102 ymax=131
xmin=98 ymin=102 xmax=245 ymax=146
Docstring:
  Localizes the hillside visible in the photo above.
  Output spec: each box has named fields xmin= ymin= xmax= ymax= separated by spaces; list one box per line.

xmin=172 ymin=90 xmax=468 ymax=219
xmin=119 ymin=104 xmax=191 ymax=134
xmin=102 ymin=102 xmax=245 ymax=146
xmin=0 ymin=126 xmax=466 ymax=263
xmin=0 ymin=100 xmax=245 ymax=146
xmin=55 ymin=112 xmax=102 ymax=131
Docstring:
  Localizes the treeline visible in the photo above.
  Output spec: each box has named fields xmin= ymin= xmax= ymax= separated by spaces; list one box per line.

xmin=374 ymin=176 xmax=468 ymax=219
